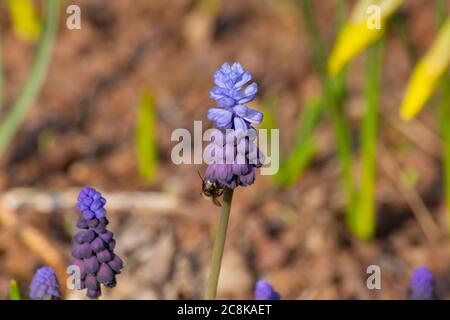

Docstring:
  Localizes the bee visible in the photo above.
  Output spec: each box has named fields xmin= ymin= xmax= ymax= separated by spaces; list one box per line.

xmin=198 ymin=171 xmax=224 ymax=207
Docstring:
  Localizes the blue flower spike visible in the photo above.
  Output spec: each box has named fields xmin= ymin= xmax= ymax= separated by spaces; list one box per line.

xmin=409 ymin=267 xmax=435 ymax=300
xmin=29 ymin=267 xmax=61 ymax=300
xmin=254 ymin=280 xmax=280 ymax=300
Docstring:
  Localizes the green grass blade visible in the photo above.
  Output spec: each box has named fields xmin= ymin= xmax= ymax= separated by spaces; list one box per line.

xmin=300 ymin=0 xmax=355 ymax=218
xmin=299 ymin=0 xmax=327 ymax=83
xmin=0 ymin=32 xmax=3 ymax=111
xmin=327 ymin=74 xmax=354 ymax=207
xmin=135 ymin=90 xmax=158 ymax=183
xmin=434 ymin=0 xmax=447 ymax=26
xmin=260 ymin=95 xmax=278 ymax=131
xmin=439 ymin=74 xmax=450 ymax=235
xmin=0 ymin=0 xmax=59 ymax=156
xmin=335 ymin=0 xmax=348 ymax=34
xmin=352 ymin=39 xmax=384 ymax=240
xmin=275 ymin=98 xmax=323 ymax=186
xmin=274 ymin=0 xmax=349 ymax=187
xmin=9 ymin=280 xmax=22 ymax=300
xmin=435 ymin=0 xmax=450 ymax=236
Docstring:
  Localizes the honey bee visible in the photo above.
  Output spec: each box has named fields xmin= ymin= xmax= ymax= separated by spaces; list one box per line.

xmin=198 ymin=171 xmax=224 ymax=207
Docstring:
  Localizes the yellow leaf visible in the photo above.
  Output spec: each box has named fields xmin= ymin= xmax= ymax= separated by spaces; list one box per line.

xmin=400 ymin=17 xmax=450 ymax=120
xmin=328 ymin=0 xmax=403 ymax=75
xmin=7 ymin=0 xmax=42 ymax=41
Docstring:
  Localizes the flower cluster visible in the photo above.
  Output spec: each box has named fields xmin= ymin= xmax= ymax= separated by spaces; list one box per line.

xmin=29 ymin=267 xmax=61 ymax=300
xmin=71 ymin=187 xmax=123 ymax=299
xmin=254 ymin=280 xmax=280 ymax=300
xmin=409 ymin=267 xmax=435 ymax=300
xmin=205 ymin=62 xmax=264 ymax=189
xmin=208 ymin=62 xmax=262 ymax=134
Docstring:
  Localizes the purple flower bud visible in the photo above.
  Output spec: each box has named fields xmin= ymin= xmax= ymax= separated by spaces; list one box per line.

xmin=239 ymin=170 xmax=255 ymax=186
xmin=87 ymin=218 xmax=99 ymax=228
xmin=108 ymin=255 xmax=124 ymax=272
xmin=91 ymin=237 xmax=107 ymax=253
xmin=85 ymin=274 xmax=99 ymax=290
xmin=410 ymin=267 xmax=435 ymax=300
xmin=73 ymin=242 xmax=93 ymax=259
xmin=97 ymin=249 xmax=112 ymax=263
xmin=77 ymin=217 xmax=88 ymax=229
xmin=87 ymin=289 xmax=101 ymax=299
xmin=100 ymin=231 xmax=113 ymax=242
xmin=72 ymin=258 xmax=86 ymax=279
xmin=29 ymin=267 xmax=61 ymax=300
xmin=71 ymin=187 xmax=123 ymax=299
xmin=84 ymin=256 xmax=99 ymax=274
xmin=254 ymin=280 xmax=280 ymax=300
xmin=97 ymin=264 xmax=114 ymax=285
xmin=108 ymin=239 xmax=116 ymax=250
xmin=74 ymin=230 xmax=95 ymax=243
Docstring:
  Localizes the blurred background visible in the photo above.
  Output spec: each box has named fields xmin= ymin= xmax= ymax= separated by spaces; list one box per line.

xmin=0 ymin=0 xmax=450 ymax=300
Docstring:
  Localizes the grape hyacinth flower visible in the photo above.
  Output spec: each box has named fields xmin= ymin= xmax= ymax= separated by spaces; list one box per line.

xmin=71 ymin=187 xmax=124 ymax=299
xmin=29 ymin=267 xmax=61 ymax=300
xmin=204 ymin=62 xmax=265 ymax=190
xmin=205 ymin=62 xmax=264 ymax=299
xmin=409 ymin=267 xmax=435 ymax=300
xmin=254 ymin=280 xmax=280 ymax=300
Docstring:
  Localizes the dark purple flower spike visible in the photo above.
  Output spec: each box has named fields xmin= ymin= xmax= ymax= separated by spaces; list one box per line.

xmin=71 ymin=187 xmax=123 ymax=299
xmin=29 ymin=267 xmax=61 ymax=300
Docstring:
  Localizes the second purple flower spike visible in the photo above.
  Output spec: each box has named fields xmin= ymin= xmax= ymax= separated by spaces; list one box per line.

xmin=71 ymin=187 xmax=124 ymax=299
xmin=29 ymin=267 xmax=61 ymax=300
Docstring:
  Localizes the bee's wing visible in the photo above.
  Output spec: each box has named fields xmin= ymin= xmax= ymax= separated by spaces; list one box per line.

xmin=201 ymin=192 xmax=210 ymax=201
xmin=197 ymin=170 xmax=205 ymax=183
xmin=212 ymin=197 xmax=222 ymax=207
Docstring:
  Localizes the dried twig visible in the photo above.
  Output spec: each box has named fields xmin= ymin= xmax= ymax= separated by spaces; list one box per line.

xmin=0 ymin=205 xmax=68 ymax=295
xmin=379 ymin=144 xmax=441 ymax=243
xmin=0 ymin=188 xmax=193 ymax=217
xmin=383 ymin=112 xmax=440 ymax=160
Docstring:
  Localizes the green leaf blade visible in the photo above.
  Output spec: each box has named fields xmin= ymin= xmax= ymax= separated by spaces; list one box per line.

xmin=135 ymin=90 xmax=158 ymax=183
xmin=9 ymin=280 xmax=22 ymax=300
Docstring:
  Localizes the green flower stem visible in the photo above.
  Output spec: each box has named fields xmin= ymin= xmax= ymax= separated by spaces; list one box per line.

xmin=0 ymin=0 xmax=59 ymax=155
xmin=205 ymin=187 xmax=234 ymax=300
